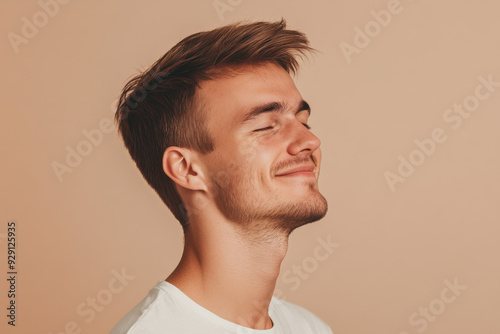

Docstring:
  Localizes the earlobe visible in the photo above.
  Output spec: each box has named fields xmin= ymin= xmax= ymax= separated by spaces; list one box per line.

xmin=162 ymin=147 xmax=207 ymax=192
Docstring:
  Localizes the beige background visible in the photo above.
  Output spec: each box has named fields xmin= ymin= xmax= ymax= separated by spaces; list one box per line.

xmin=1 ymin=0 xmax=499 ymax=333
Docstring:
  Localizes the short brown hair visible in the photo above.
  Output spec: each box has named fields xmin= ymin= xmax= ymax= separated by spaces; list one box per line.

xmin=115 ymin=19 xmax=314 ymax=231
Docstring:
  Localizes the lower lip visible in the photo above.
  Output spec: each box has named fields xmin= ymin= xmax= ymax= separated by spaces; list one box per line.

xmin=276 ymin=172 xmax=316 ymax=177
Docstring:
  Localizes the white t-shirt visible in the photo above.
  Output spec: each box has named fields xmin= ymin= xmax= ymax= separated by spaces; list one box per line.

xmin=110 ymin=280 xmax=333 ymax=334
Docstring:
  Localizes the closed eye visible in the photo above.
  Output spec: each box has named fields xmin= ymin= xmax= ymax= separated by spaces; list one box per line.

xmin=254 ymin=126 xmax=274 ymax=132
xmin=255 ymin=123 xmax=311 ymax=132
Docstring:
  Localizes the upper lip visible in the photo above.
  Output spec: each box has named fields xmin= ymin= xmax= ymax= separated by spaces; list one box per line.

xmin=275 ymin=164 xmax=315 ymax=176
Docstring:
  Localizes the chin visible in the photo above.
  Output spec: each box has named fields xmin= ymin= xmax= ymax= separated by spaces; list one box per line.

xmin=271 ymin=193 xmax=328 ymax=234
xmin=214 ymin=180 xmax=328 ymax=233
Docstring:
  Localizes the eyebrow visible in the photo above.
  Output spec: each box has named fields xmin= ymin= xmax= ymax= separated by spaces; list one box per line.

xmin=240 ymin=100 xmax=311 ymax=125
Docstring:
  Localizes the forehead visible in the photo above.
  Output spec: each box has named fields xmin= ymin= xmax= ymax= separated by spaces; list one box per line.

xmin=196 ymin=63 xmax=303 ymax=130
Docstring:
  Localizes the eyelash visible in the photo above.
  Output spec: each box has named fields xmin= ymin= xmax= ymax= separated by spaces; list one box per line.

xmin=254 ymin=123 xmax=311 ymax=132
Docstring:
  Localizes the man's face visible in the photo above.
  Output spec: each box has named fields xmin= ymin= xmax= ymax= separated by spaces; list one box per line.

xmin=196 ymin=63 xmax=327 ymax=235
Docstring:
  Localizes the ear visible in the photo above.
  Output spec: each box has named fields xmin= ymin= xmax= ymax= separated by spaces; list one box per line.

xmin=162 ymin=147 xmax=207 ymax=192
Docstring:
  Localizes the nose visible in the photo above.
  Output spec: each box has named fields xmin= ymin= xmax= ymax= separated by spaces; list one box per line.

xmin=286 ymin=120 xmax=321 ymax=156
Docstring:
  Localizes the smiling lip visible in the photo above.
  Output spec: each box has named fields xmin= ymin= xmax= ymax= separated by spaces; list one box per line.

xmin=275 ymin=165 xmax=315 ymax=177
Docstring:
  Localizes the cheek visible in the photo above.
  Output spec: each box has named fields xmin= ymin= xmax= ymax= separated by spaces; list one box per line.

xmin=236 ymin=140 xmax=258 ymax=164
xmin=212 ymin=144 xmax=257 ymax=182
xmin=253 ymin=144 xmax=282 ymax=180
xmin=221 ymin=135 xmax=283 ymax=182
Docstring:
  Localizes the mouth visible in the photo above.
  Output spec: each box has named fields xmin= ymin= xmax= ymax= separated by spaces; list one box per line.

xmin=275 ymin=165 xmax=316 ymax=177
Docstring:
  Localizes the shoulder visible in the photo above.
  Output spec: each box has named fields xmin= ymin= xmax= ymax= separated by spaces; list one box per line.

xmin=271 ymin=296 xmax=333 ymax=334
xmin=109 ymin=281 xmax=179 ymax=334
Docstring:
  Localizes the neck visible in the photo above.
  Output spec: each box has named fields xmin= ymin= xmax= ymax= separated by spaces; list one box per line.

xmin=166 ymin=216 xmax=289 ymax=330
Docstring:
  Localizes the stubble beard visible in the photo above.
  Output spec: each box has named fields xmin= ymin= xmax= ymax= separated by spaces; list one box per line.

xmin=213 ymin=177 xmax=328 ymax=239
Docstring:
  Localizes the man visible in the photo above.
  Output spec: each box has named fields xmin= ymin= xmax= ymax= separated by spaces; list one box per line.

xmin=111 ymin=19 xmax=332 ymax=333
